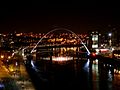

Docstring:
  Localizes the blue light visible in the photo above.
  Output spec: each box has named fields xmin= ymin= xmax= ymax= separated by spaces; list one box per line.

xmin=83 ymin=59 xmax=90 ymax=72
xmin=0 ymin=84 xmax=5 ymax=88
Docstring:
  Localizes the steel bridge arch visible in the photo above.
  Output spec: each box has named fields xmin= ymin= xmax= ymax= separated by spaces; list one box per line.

xmin=30 ymin=28 xmax=90 ymax=55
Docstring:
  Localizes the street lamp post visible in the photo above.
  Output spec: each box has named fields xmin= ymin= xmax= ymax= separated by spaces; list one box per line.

xmin=108 ymin=33 xmax=112 ymax=48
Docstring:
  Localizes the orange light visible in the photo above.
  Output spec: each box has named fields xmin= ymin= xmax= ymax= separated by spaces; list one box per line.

xmin=8 ymin=56 xmax=11 ymax=59
xmin=1 ymin=55 xmax=4 ymax=59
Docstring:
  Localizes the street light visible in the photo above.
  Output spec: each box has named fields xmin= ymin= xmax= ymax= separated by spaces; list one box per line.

xmin=1 ymin=55 xmax=4 ymax=59
xmin=108 ymin=33 xmax=112 ymax=37
xmin=108 ymin=33 xmax=112 ymax=48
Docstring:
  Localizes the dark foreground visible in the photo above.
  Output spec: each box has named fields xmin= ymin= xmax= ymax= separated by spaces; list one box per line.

xmin=26 ymin=58 xmax=120 ymax=90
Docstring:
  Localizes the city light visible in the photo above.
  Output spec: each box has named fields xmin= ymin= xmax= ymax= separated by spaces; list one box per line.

xmin=108 ymin=33 xmax=112 ymax=47
xmin=1 ymin=55 xmax=4 ymax=59
xmin=8 ymin=56 xmax=11 ymax=59
xmin=52 ymin=56 xmax=73 ymax=61
xmin=42 ymin=56 xmax=73 ymax=62
xmin=0 ymin=5 xmax=120 ymax=90
xmin=108 ymin=33 xmax=112 ymax=37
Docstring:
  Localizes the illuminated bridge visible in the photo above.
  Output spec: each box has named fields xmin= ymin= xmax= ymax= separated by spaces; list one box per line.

xmin=30 ymin=28 xmax=90 ymax=54
xmin=24 ymin=28 xmax=120 ymax=90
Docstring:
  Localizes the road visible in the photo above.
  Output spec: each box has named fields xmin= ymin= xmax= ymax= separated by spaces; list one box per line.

xmin=0 ymin=57 xmax=36 ymax=90
xmin=0 ymin=60 xmax=10 ymax=78
xmin=17 ymin=63 xmax=36 ymax=90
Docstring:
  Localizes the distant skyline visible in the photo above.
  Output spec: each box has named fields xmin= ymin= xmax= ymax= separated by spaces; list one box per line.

xmin=0 ymin=1 xmax=120 ymax=33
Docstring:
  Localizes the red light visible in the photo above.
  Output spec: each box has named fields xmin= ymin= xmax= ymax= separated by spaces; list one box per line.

xmin=92 ymin=53 xmax=96 ymax=57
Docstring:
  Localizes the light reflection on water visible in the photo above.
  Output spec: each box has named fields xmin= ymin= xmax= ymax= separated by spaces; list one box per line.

xmin=33 ymin=54 xmax=120 ymax=90
xmin=92 ymin=59 xmax=99 ymax=90
xmin=0 ymin=83 xmax=4 ymax=88
xmin=91 ymin=59 xmax=115 ymax=90
xmin=83 ymin=59 xmax=90 ymax=72
xmin=42 ymin=56 xmax=73 ymax=61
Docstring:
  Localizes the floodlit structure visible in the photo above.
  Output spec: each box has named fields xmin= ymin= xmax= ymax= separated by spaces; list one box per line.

xmin=31 ymin=28 xmax=90 ymax=55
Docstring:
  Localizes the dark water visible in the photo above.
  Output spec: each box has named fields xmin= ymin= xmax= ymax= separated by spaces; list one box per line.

xmin=27 ymin=58 xmax=120 ymax=90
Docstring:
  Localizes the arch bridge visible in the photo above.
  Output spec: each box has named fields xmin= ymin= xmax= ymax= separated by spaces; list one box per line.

xmin=30 ymin=28 xmax=90 ymax=55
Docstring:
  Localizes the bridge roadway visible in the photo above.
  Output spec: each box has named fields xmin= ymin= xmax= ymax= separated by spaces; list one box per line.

xmin=29 ymin=44 xmax=84 ymax=49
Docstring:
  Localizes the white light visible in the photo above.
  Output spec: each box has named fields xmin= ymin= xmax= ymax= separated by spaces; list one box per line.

xmin=92 ymin=45 xmax=98 ymax=48
xmin=15 ymin=62 xmax=18 ymax=66
xmin=52 ymin=56 xmax=73 ymax=61
xmin=101 ymin=44 xmax=103 ymax=47
xmin=112 ymin=48 xmax=114 ymax=51
xmin=108 ymin=33 xmax=112 ymax=37
xmin=83 ymin=59 xmax=90 ymax=72
xmin=114 ymin=69 xmax=116 ymax=72
xmin=104 ymin=64 xmax=106 ymax=67
xmin=31 ymin=60 xmax=35 ymax=67
xmin=95 ymin=49 xmax=99 ymax=52
xmin=95 ymin=59 xmax=98 ymax=64
xmin=12 ymin=53 xmax=14 ymax=56
xmin=7 ymin=60 xmax=9 ymax=62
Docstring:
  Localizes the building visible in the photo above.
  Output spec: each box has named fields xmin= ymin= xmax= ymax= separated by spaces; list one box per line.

xmin=88 ymin=30 xmax=100 ymax=49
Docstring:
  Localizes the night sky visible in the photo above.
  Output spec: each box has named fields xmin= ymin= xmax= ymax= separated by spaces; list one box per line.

xmin=0 ymin=1 xmax=120 ymax=33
